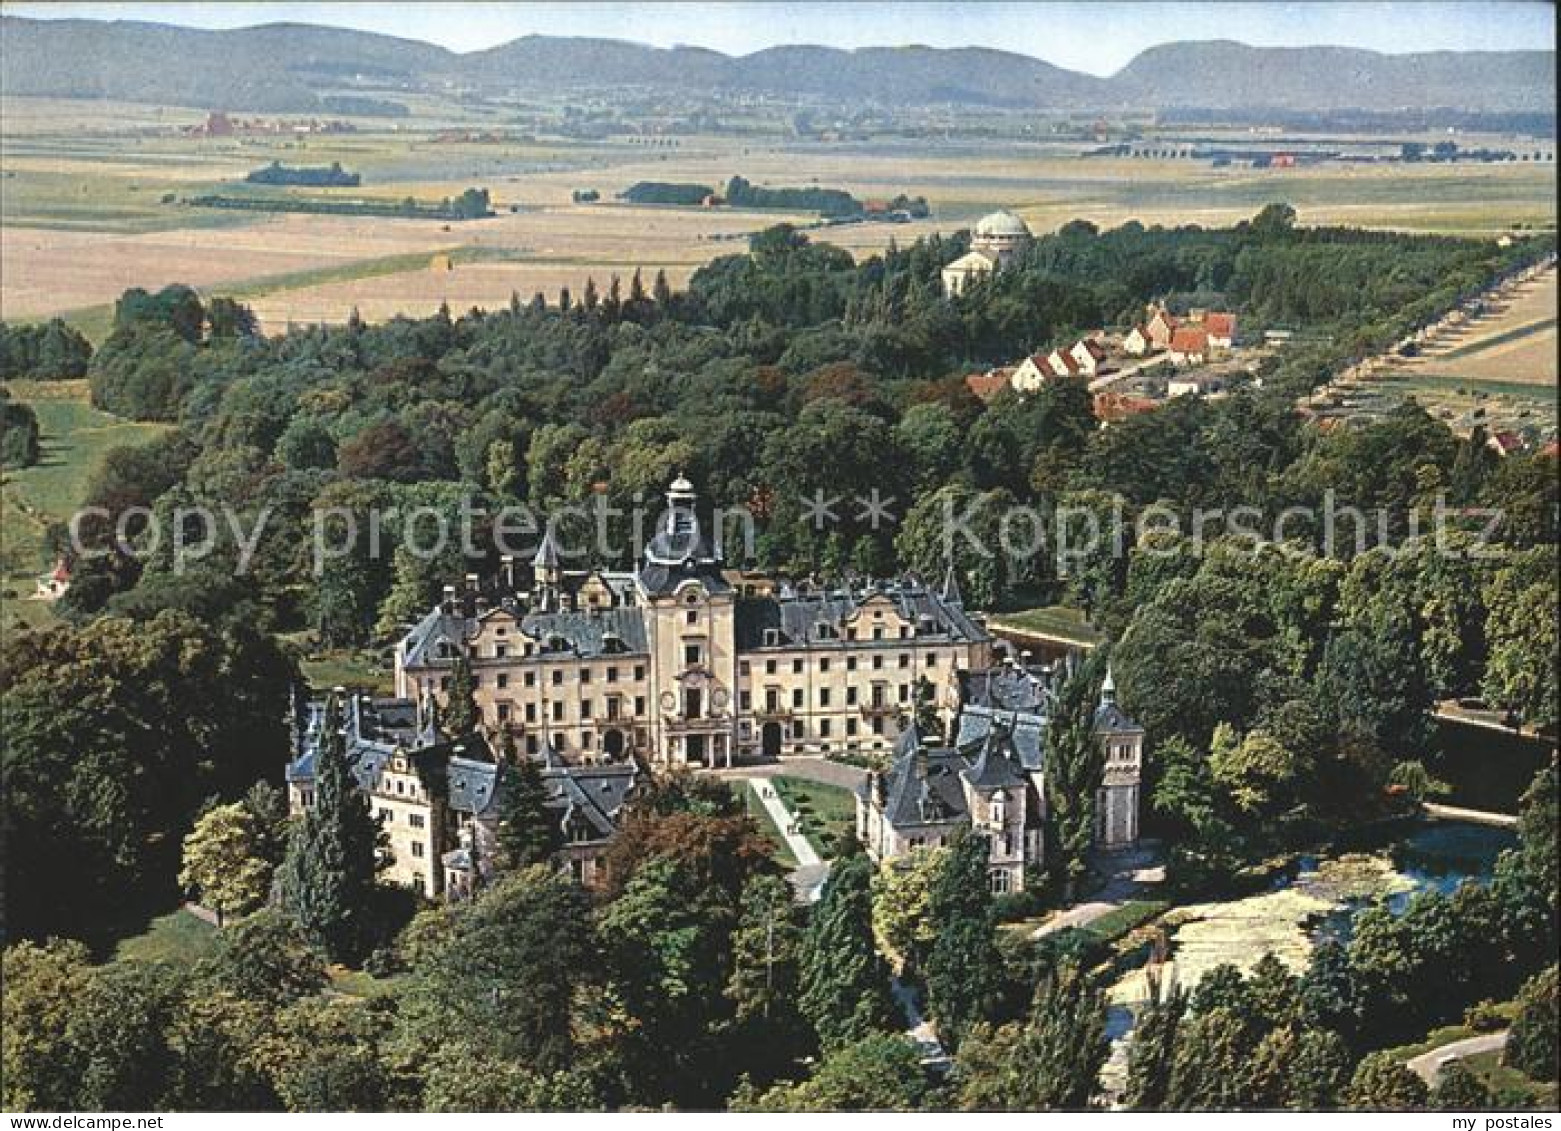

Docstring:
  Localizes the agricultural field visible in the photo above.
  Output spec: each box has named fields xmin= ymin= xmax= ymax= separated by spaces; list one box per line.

xmin=1398 ymin=266 xmax=1557 ymax=386
xmin=3 ymin=95 xmax=1556 ymax=339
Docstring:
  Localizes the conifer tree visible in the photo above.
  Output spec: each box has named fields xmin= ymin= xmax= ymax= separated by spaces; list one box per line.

xmin=652 ymin=268 xmax=673 ymax=311
xmin=1124 ymin=973 xmax=1187 ymax=1111
xmin=1046 ymin=655 xmax=1106 ymax=901
xmin=444 ymin=649 xmax=480 ymax=735
xmin=497 ymin=731 xmax=561 ymax=871
xmin=798 ymin=854 xmax=897 ymax=1052
xmin=924 ymin=832 xmax=1003 ymax=1049
xmin=279 ymin=695 xmax=382 ymax=962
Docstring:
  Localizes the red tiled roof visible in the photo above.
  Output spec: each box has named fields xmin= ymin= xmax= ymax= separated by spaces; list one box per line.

xmin=1051 ymin=350 xmax=1081 ymax=375
xmin=1076 ymin=338 xmax=1108 ymax=361
xmin=965 ymin=371 xmax=1011 ymax=401
xmin=1092 ymin=392 xmax=1158 ymax=423
xmin=1204 ymin=312 xmax=1236 ymax=338
xmin=1170 ymin=328 xmax=1209 ymax=353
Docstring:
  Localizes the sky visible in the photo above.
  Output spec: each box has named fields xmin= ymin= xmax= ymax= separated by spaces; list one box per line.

xmin=3 ymin=1 xmax=1554 ymax=75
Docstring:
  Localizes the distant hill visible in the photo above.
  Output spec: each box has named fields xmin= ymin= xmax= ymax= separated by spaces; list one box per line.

xmin=1110 ymin=41 xmax=1556 ymax=113
xmin=0 ymin=15 xmax=1552 ymax=117
xmin=0 ymin=18 xmax=451 ymax=113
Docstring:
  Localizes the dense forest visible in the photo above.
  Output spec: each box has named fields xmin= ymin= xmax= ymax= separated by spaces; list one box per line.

xmin=1 ymin=206 xmax=1556 ymax=1112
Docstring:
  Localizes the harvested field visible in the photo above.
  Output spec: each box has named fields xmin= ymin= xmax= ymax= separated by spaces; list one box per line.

xmin=3 ymin=96 xmax=1555 ymax=337
xmin=1399 ymin=267 xmax=1557 ymax=387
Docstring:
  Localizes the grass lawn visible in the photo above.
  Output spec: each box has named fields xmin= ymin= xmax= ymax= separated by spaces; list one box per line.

xmin=297 ymin=649 xmax=397 ymax=696
xmin=1 ymin=385 xmax=171 ymax=573
xmin=743 ymin=781 xmax=799 ymax=870
xmin=112 ymin=908 xmax=219 ymax=965
xmin=1079 ymin=899 xmax=1172 ymax=946
xmin=1461 ymin=1049 xmax=1559 ymax=1109
xmin=989 ymin=605 xmax=1102 ymax=647
xmin=772 ymin=776 xmax=857 ymax=858
xmin=327 ymin=965 xmax=408 ymax=1001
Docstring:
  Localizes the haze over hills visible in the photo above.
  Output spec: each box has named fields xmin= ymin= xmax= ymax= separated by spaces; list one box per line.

xmin=0 ymin=14 xmax=1552 ymax=116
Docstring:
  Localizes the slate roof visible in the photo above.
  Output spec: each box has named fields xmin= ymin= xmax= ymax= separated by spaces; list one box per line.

xmin=402 ymin=603 xmax=651 ymax=668
xmin=955 ymin=708 xmax=1046 ymax=773
xmin=880 ymin=749 xmax=969 ymax=828
xmin=959 ymin=663 xmax=1053 ymax=715
xmin=1094 ymin=699 xmax=1144 ymax=734
xmin=521 ymin=607 xmax=649 ymax=656
xmin=546 ymin=761 xmax=638 ymax=840
xmin=734 ymin=579 xmax=986 ymax=651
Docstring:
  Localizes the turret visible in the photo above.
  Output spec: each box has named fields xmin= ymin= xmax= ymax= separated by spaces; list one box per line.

xmin=533 ymin=526 xmax=562 ymax=611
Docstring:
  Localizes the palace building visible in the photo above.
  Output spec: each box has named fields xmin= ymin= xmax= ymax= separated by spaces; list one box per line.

xmin=395 ymin=476 xmax=996 ymax=768
xmin=284 ymin=692 xmax=638 ymax=897
xmin=856 ymin=658 xmax=1143 ymax=893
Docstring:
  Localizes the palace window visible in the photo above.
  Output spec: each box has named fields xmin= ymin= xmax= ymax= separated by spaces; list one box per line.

xmin=409 ymin=813 xmax=425 ymax=829
xmin=607 ymin=666 xmax=618 ymax=682
xmin=581 ymin=669 xmax=592 ymax=683
xmin=552 ymin=702 xmax=563 ymax=721
xmin=819 ymin=688 xmax=831 ymax=707
xmin=497 ymin=674 xmax=509 ymax=689
xmin=685 ymin=644 xmax=702 ymax=666
xmin=792 ymin=688 xmax=805 ymax=708
xmin=989 ymin=869 xmax=1011 ymax=895
xmin=792 ymin=659 xmax=803 ymax=674
xmin=411 ymin=842 xmax=424 ymax=859
xmin=552 ymin=671 xmax=563 ymax=686
xmin=634 ymin=665 xmax=646 ymax=680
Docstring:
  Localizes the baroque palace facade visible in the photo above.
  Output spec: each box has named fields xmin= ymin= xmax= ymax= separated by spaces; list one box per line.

xmin=395 ymin=476 xmax=996 ymax=767
xmin=288 ymin=476 xmax=1140 ymax=899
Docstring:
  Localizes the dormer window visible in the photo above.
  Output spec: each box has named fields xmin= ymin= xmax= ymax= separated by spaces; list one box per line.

xmin=815 ymin=623 xmax=835 ymax=641
xmin=763 ymin=628 xmax=781 ymax=647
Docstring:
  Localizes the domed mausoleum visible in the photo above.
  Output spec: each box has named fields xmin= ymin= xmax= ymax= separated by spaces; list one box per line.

xmin=942 ymin=209 xmax=1034 ymax=297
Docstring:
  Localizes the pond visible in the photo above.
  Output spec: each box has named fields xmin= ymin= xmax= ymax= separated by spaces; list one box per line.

xmin=1099 ymin=819 xmax=1516 ymax=1091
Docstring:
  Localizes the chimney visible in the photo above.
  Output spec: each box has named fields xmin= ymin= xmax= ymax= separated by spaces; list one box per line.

xmin=501 ymin=554 xmax=517 ymax=592
xmin=441 ymin=584 xmax=457 ymax=614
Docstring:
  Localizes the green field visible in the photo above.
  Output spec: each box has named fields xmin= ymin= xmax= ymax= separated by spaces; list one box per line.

xmin=771 ymin=776 xmax=857 ymax=857
xmin=989 ymin=605 xmax=1102 ymax=647
xmin=0 ymin=383 xmax=170 ymax=631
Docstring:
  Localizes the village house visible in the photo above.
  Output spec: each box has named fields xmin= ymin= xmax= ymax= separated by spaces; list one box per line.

xmin=856 ymin=660 xmax=1143 ymax=893
xmin=1204 ymin=311 xmax=1238 ymax=349
xmin=397 ymin=476 xmax=994 ymax=769
xmin=1168 ymin=326 xmax=1210 ymax=366
xmin=1069 ymin=337 xmax=1109 ymax=376
xmin=1123 ymin=325 xmax=1154 ymax=356
xmin=1009 ymin=353 xmax=1053 ymax=392
xmin=1146 ymin=306 xmax=1179 ymax=350
xmin=1167 ymin=369 xmax=1230 ymax=397
xmin=966 ymin=367 xmax=1016 ymax=402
